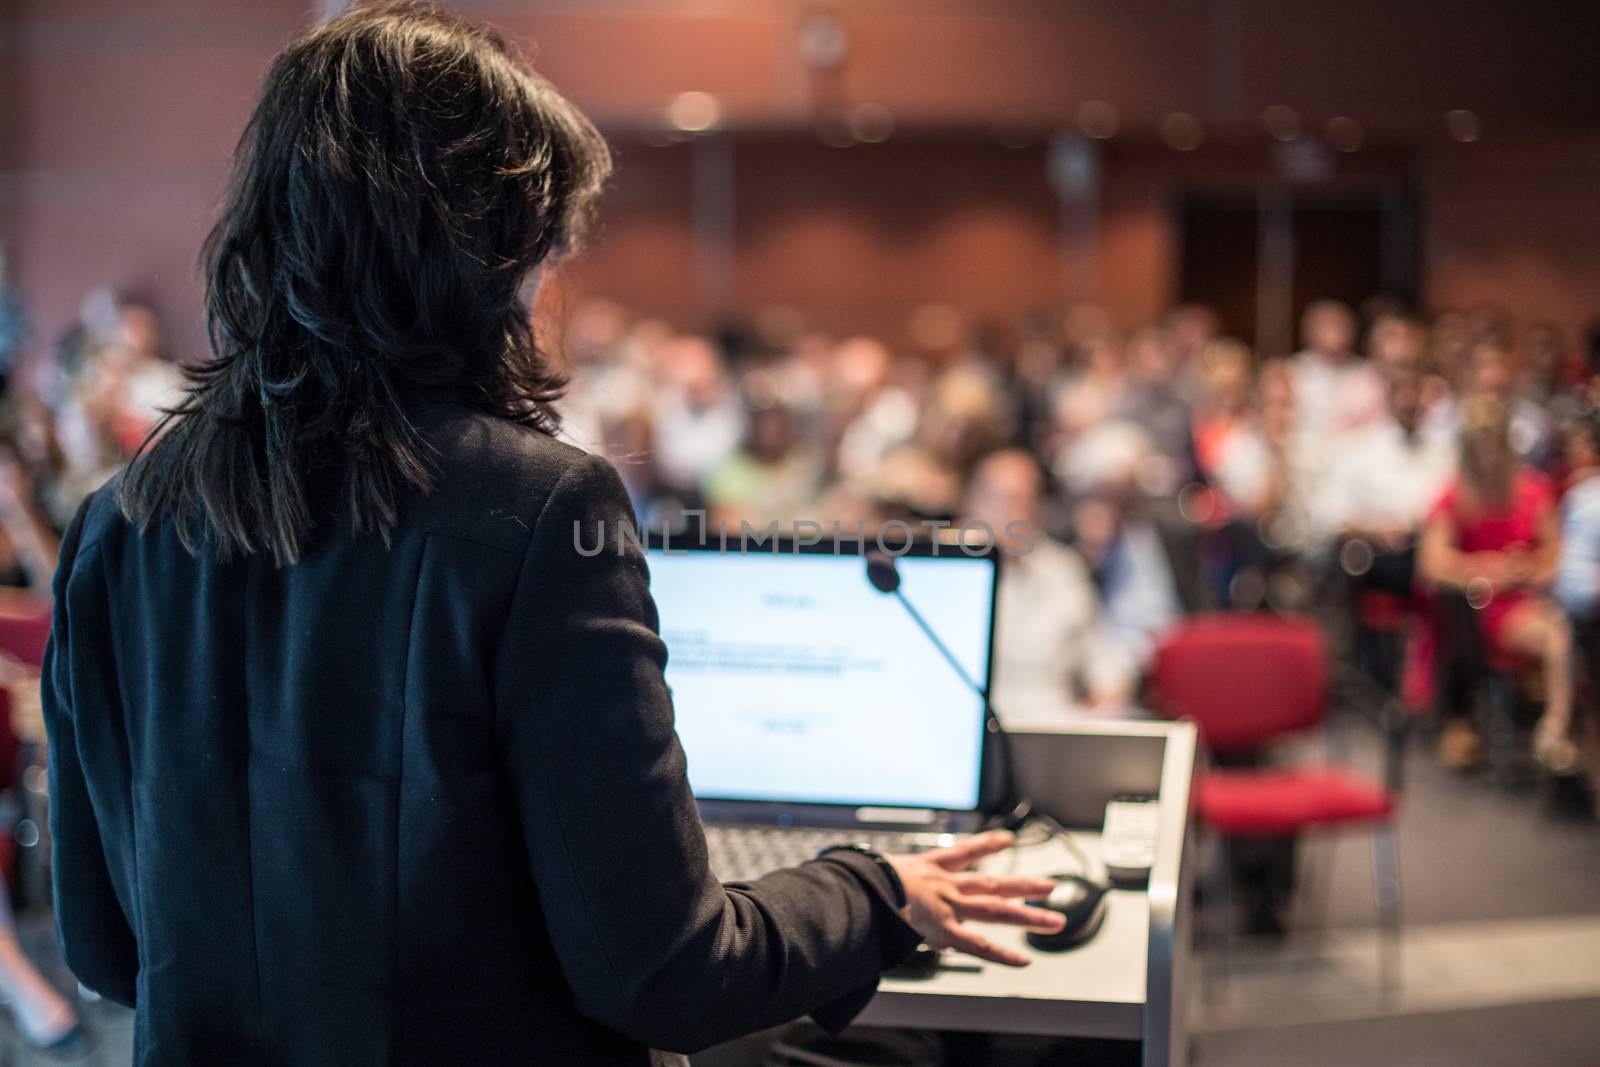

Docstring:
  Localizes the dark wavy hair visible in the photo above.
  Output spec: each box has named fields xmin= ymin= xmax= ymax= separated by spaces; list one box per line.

xmin=118 ymin=1 xmax=610 ymax=565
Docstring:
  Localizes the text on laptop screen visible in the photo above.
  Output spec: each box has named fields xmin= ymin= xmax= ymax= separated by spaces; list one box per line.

xmin=645 ymin=548 xmax=994 ymax=810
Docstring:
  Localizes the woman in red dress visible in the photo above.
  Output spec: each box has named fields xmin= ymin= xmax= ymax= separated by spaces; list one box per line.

xmin=1418 ymin=394 xmax=1578 ymax=772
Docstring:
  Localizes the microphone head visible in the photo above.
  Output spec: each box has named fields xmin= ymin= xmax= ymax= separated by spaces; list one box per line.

xmin=865 ymin=550 xmax=901 ymax=594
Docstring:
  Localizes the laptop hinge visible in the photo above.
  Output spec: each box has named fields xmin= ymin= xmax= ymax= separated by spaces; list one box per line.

xmin=855 ymin=806 xmax=939 ymax=826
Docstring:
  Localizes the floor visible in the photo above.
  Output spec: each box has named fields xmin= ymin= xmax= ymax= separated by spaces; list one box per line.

xmin=1189 ymin=714 xmax=1600 ymax=1066
xmin=8 ymin=720 xmax=1599 ymax=1066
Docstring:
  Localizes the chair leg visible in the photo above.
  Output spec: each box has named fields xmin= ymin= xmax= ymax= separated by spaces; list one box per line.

xmin=1297 ymin=836 xmax=1335 ymax=955
xmin=1486 ymin=673 xmax=1518 ymax=790
xmin=1205 ymin=834 xmax=1235 ymax=1003
xmin=1370 ymin=823 xmax=1402 ymax=1002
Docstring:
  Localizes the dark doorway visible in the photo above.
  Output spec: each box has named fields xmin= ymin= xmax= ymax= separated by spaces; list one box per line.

xmin=1178 ymin=194 xmax=1260 ymax=345
xmin=1178 ymin=183 xmax=1418 ymax=357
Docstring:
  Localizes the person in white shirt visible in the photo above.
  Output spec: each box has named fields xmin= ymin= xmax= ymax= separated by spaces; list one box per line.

xmin=1557 ymin=411 xmax=1600 ymax=621
xmin=1291 ymin=300 xmax=1386 ymax=443
xmin=650 ymin=335 xmax=745 ymax=496
xmin=963 ymin=449 xmax=1136 ymax=723
xmin=1214 ymin=358 xmax=1327 ymax=560
xmin=1324 ymin=369 xmax=1457 ymax=593
xmin=1423 ymin=339 xmax=1555 ymax=470
xmin=1556 ymin=410 xmax=1600 ymax=788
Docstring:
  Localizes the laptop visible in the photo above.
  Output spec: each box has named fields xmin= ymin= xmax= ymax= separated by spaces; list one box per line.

xmin=644 ymin=533 xmax=1000 ymax=881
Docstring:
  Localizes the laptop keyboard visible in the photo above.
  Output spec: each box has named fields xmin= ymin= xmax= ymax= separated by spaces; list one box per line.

xmin=705 ymin=824 xmax=949 ymax=883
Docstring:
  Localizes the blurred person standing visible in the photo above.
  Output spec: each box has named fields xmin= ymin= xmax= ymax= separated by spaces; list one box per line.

xmin=45 ymin=8 xmax=1065 ymax=1063
xmin=964 ymin=450 xmax=1136 ymax=721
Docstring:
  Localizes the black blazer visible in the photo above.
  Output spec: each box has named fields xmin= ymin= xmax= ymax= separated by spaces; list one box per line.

xmin=43 ymin=406 xmax=920 ymax=1066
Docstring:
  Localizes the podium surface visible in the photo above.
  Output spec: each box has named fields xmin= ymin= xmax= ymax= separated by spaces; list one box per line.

xmin=857 ymin=720 xmax=1198 ymax=1067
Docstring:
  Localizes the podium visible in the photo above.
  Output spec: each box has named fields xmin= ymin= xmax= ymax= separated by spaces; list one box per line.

xmin=856 ymin=719 xmax=1198 ymax=1067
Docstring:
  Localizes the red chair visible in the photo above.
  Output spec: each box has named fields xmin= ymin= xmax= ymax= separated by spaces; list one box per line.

xmin=0 ymin=608 xmax=47 ymax=894
xmin=0 ymin=605 xmax=52 ymax=669
xmin=1152 ymin=613 xmax=1401 ymax=993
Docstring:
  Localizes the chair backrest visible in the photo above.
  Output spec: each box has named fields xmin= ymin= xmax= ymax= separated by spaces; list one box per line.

xmin=0 ymin=689 xmax=18 ymax=794
xmin=0 ymin=606 xmax=52 ymax=669
xmin=1151 ymin=613 xmax=1328 ymax=754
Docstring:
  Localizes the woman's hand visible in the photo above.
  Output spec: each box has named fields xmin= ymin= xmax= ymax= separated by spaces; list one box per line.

xmin=887 ymin=830 xmax=1066 ymax=967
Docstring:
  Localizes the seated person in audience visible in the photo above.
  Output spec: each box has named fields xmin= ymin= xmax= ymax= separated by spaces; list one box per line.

xmin=963 ymin=449 xmax=1135 ymax=721
xmin=831 ymin=337 xmax=908 ymax=486
xmin=1556 ymin=411 xmax=1600 ymax=624
xmin=0 ymin=652 xmax=83 ymax=1052
xmin=1418 ymin=395 xmax=1577 ymax=773
xmin=1428 ymin=339 xmax=1556 ymax=472
xmin=596 ymin=407 xmax=671 ymax=529
xmin=1212 ymin=359 xmax=1329 ymax=600
xmin=1554 ymin=409 xmax=1600 ymax=784
xmin=1188 ymin=339 xmax=1259 ymax=603
xmin=1051 ymin=331 xmax=1125 ymax=448
xmin=1163 ymin=303 xmax=1221 ymax=403
xmin=1190 ymin=338 xmax=1255 ymax=484
xmin=0 ymin=439 xmax=59 ymax=601
xmin=650 ymin=334 xmax=745 ymax=501
xmin=1113 ymin=326 xmax=1194 ymax=494
xmin=1523 ymin=323 xmax=1576 ymax=408
xmin=702 ymin=390 xmax=822 ymax=529
xmin=867 ymin=366 xmax=1009 ymax=523
xmin=0 ymin=840 xmax=84 ymax=1051
xmin=1291 ymin=300 xmax=1385 ymax=443
xmin=1367 ymin=310 xmax=1424 ymax=370
xmin=924 ymin=366 xmax=1010 ymax=467
xmin=556 ymin=298 xmax=650 ymax=454
xmin=1326 ymin=369 xmax=1456 ymax=597
xmin=88 ymin=302 xmax=185 ymax=455
xmin=1069 ymin=486 xmax=1182 ymax=675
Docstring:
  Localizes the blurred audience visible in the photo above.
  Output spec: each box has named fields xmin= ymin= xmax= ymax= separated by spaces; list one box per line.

xmin=2 ymin=274 xmax=1598 ymax=799
xmin=964 ymin=449 xmax=1135 ymax=721
xmin=0 ymin=254 xmax=1591 ymax=993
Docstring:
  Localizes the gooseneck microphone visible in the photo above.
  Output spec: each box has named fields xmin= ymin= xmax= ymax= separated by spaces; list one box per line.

xmin=864 ymin=549 xmax=1020 ymax=814
xmin=865 ymin=548 xmax=1110 ymax=943
xmin=864 ymin=551 xmax=990 ymax=701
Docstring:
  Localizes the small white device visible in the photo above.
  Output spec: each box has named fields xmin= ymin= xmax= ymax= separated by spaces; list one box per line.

xmin=1101 ymin=794 xmax=1160 ymax=887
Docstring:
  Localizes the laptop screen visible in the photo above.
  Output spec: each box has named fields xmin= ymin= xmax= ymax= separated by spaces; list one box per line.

xmin=645 ymin=544 xmax=996 ymax=812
